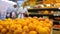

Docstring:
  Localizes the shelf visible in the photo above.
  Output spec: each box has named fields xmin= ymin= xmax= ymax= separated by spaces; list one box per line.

xmin=53 ymin=25 xmax=60 ymax=30
xmin=28 ymin=8 xmax=60 ymax=12
xmin=53 ymin=15 xmax=60 ymax=17
xmin=29 ymin=14 xmax=53 ymax=16
xmin=28 ymin=14 xmax=53 ymax=17
xmin=25 ymin=14 xmax=53 ymax=19
xmin=53 ymin=21 xmax=60 ymax=25
xmin=53 ymin=14 xmax=60 ymax=16
xmin=53 ymin=28 xmax=60 ymax=30
xmin=26 ymin=14 xmax=60 ymax=18
xmin=28 ymin=8 xmax=60 ymax=25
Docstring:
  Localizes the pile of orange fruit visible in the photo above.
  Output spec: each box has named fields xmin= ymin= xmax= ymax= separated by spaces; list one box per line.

xmin=0 ymin=17 xmax=53 ymax=34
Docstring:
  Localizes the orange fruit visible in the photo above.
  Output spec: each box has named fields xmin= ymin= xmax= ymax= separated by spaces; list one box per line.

xmin=36 ymin=26 xmax=49 ymax=34
xmin=44 ymin=27 xmax=51 ymax=33
xmin=17 ymin=28 xmax=22 ymax=33
xmin=28 ymin=23 xmax=36 ymax=31
xmin=45 ymin=18 xmax=50 ymax=23
xmin=33 ymin=16 xmax=38 ymax=19
xmin=14 ymin=30 xmax=22 ymax=34
xmin=1 ymin=28 xmax=7 ymax=33
xmin=36 ymin=25 xmax=43 ymax=33
xmin=46 ymin=24 xmax=52 ymax=29
xmin=38 ymin=17 xmax=44 ymax=21
xmin=10 ymin=25 xmax=17 ymax=30
xmin=6 ymin=32 xmax=12 ymax=34
xmin=39 ymin=28 xmax=49 ymax=34
xmin=29 ymin=31 xmax=37 ymax=34
xmin=22 ymin=32 xmax=26 ymax=34
xmin=23 ymin=26 xmax=29 ymax=32
xmin=0 ymin=25 xmax=3 ymax=30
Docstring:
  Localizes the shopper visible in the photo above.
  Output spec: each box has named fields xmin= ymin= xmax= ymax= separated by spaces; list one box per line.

xmin=6 ymin=7 xmax=12 ymax=18
xmin=17 ymin=2 xmax=29 ymax=18
xmin=6 ymin=4 xmax=17 ymax=19
xmin=10 ymin=5 xmax=17 ymax=19
xmin=0 ymin=11 xmax=1 ymax=19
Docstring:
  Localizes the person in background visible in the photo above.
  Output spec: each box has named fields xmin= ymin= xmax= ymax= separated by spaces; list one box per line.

xmin=6 ymin=4 xmax=17 ymax=19
xmin=0 ymin=11 xmax=1 ymax=19
xmin=17 ymin=2 xmax=29 ymax=18
xmin=6 ymin=6 xmax=12 ymax=18
xmin=0 ymin=10 xmax=6 ymax=20
xmin=10 ymin=4 xmax=17 ymax=19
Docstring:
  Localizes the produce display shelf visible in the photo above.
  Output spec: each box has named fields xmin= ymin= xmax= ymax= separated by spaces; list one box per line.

xmin=29 ymin=14 xmax=53 ymax=16
xmin=53 ymin=16 xmax=60 ymax=17
xmin=53 ymin=21 xmax=60 ymax=25
xmin=26 ymin=14 xmax=53 ymax=18
xmin=27 ymin=8 xmax=60 ymax=25
xmin=28 ymin=14 xmax=53 ymax=16
xmin=53 ymin=28 xmax=60 ymax=30
xmin=28 ymin=8 xmax=60 ymax=12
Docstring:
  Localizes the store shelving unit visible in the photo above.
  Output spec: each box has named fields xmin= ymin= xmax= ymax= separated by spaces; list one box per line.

xmin=27 ymin=8 xmax=60 ymax=30
xmin=28 ymin=8 xmax=60 ymax=18
xmin=27 ymin=8 xmax=60 ymax=27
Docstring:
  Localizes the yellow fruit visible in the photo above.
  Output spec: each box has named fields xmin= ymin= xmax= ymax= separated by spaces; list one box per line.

xmin=46 ymin=24 xmax=52 ymax=29
xmin=1 ymin=28 xmax=7 ymax=33
xmin=15 ymin=24 xmax=22 ymax=28
xmin=0 ymin=25 xmax=3 ymax=30
xmin=10 ymin=25 xmax=17 ymax=30
xmin=7 ymin=18 xmax=11 ymax=20
xmin=14 ymin=30 xmax=22 ymax=34
xmin=23 ymin=26 xmax=29 ymax=32
xmin=17 ymin=28 xmax=22 ymax=33
xmin=22 ymin=22 xmax=27 ymax=26
xmin=29 ymin=31 xmax=37 ymax=34
xmin=44 ymin=27 xmax=50 ymax=33
xmin=36 ymin=25 xmax=50 ymax=34
xmin=44 ymin=10 xmax=49 ymax=14
xmin=33 ymin=16 xmax=38 ymax=19
xmin=28 ymin=23 xmax=36 ymax=31
xmin=6 ymin=32 xmax=13 ymax=34
xmin=6 ymin=32 xmax=10 ymax=34
xmin=42 ymin=28 xmax=49 ymax=34
xmin=49 ymin=21 xmax=53 ymax=26
xmin=22 ymin=32 xmax=26 ymax=34
xmin=45 ymin=18 xmax=50 ymax=23
xmin=36 ymin=25 xmax=43 ymax=33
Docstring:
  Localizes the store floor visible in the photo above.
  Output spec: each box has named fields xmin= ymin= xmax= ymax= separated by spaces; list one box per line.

xmin=53 ymin=30 xmax=60 ymax=34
